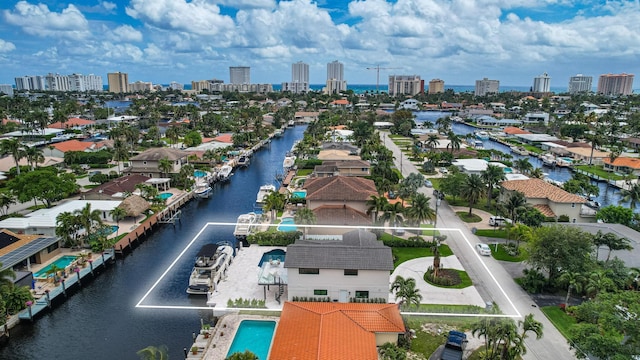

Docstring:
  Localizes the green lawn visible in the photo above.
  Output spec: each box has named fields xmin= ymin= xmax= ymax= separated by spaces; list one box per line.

xmin=541 ymin=306 xmax=576 ymax=340
xmin=420 ymin=224 xmax=440 ymax=236
xmin=392 ymin=245 xmax=453 ymax=268
xmin=490 ymin=243 xmax=528 ymax=262
xmin=456 ymin=211 xmax=482 ymax=223
xmin=426 ymin=177 xmax=442 ymax=190
xmin=575 ymin=165 xmax=625 ymax=181
xmin=447 ymin=198 xmax=496 ymax=214
xmin=409 ymin=303 xmax=486 ymax=314
xmin=296 ymin=169 xmax=312 ymax=176
xmin=474 ymin=229 xmax=508 ymax=239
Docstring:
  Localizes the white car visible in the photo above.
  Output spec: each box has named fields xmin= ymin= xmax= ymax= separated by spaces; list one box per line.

xmin=440 ymin=167 xmax=449 ymax=174
xmin=476 ymin=243 xmax=491 ymax=256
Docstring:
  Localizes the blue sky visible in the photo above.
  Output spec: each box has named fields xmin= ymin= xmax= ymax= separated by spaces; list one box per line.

xmin=1 ymin=0 xmax=639 ymax=88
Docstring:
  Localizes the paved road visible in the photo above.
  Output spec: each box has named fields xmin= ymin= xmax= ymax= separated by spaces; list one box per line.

xmin=381 ymin=131 xmax=576 ymax=360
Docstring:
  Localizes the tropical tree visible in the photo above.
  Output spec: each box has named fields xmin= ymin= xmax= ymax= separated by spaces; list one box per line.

xmin=158 ymin=158 xmax=173 ymax=178
xmin=137 ymin=345 xmax=169 ymax=360
xmin=390 ymin=275 xmax=422 ymax=309
xmin=446 ymin=131 xmax=462 ymax=153
xmin=425 ymin=134 xmax=439 ymax=150
xmin=381 ymin=201 xmax=405 ymax=230
xmin=110 ymin=207 xmax=128 ymax=236
xmin=112 ymin=139 xmax=129 ymax=174
xmin=263 ymin=191 xmax=286 ymax=222
xmin=56 ymin=211 xmax=80 ymax=247
xmin=0 ymin=190 xmax=16 ymax=216
xmin=75 ymin=203 xmax=104 ymax=248
xmin=1 ymin=138 xmax=26 ymax=175
xmin=226 ymin=350 xmax=258 ymax=360
xmin=25 ymin=146 xmax=44 ymax=171
xmin=516 ymin=314 xmax=543 ymax=358
xmin=293 ymin=207 xmax=316 ymax=240
xmin=366 ymin=194 xmax=389 ymax=224
xmin=620 ymin=182 xmax=640 ymax=209
xmin=460 ymin=174 xmax=484 ymax=216
xmin=0 ymin=262 xmax=16 ymax=288
xmin=498 ymin=191 xmax=528 ymax=223
xmin=481 ymin=164 xmax=506 ymax=207
xmin=585 ymin=271 xmax=615 ymax=297
xmin=514 ymin=158 xmax=533 ymax=175
xmin=559 ymin=271 xmax=585 ymax=306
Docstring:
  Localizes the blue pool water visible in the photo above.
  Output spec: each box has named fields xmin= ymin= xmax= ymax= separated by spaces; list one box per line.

xmin=503 ymin=167 xmax=513 ymax=173
xmin=291 ymin=190 xmax=306 ymax=199
xmin=277 ymin=217 xmax=297 ymax=232
xmin=158 ymin=192 xmax=173 ymax=200
xmin=34 ymin=256 xmax=78 ymax=278
xmin=258 ymin=249 xmax=286 ymax=267
xmin=226 ymin=320 xmax=276 ymax=359
xmin=560 ymin=157 xmax=573 ymax=163
xmin=194 ymin=170 xmax=207 ymax=178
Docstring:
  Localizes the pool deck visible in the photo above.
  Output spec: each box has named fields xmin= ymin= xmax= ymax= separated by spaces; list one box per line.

xmin=197 ymin=314 xmax=279 ymax=360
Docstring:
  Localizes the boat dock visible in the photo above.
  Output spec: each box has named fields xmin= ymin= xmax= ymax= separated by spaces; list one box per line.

xmin=19 ymin=250 xmax=115 ymax=321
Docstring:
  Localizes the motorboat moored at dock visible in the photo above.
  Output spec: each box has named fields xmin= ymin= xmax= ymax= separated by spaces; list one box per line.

xmin=186 ymin=244 xmax=234 ymax=295
xmin=256 ymin=184 xmax=276 ymax=204
xmin=233 ymin=212 xmax=258 ymax=238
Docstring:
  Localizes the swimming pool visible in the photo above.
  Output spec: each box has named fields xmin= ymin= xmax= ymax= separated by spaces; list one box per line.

xmin=194 ymin=170 xmax=207 ymax=178
xmin=277 ymin=217 xmax=297 ymax=232
xmin=226 ymin=320 xmax=276 ymax=360
xmin=560 ymin=157 xmax=573 ymax=163
xmin=258 ymin=249 xmax=286 ymax=267
xmin=158 ymin=192 xmax=173 ymax=200
xmin=34 ymin=255 xmax=78 ymax=278
xmin=291 ymin=190 xmax=306 ymax=199
xmin=503 ymin=167 xmax=513 ymax=173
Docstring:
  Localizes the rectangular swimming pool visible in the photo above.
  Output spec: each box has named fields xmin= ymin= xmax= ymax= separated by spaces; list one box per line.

xmin=33 ymin=255 xmax=78 ymax=278
xmin=226 ymin=320 xmax=276 ymax=359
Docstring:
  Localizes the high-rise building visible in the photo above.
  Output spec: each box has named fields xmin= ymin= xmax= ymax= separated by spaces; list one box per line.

xmin=282 ymin=61 xmax=310 ymax=94
xmin=84 ymin=74 xmax=103 ymax=91
xmin=567 ymin=74 xmax=592 ymax=94
xmin=129 ymin=81 xmax=154 ymax=92
xmin=169 ymin=81 xmax=184 ymax=91
xmin=14 ymin=75 xmax=45 ymax=91
xmin=45 ymin=73 xmax=70 ymax=91
xmin=388 ymin=75 xmax=421 ymax=96
xmin=475 ymin=78 xmax=500 ymax=96
xmin=229 ymin=66 xmax=250 ymax=85
xmin=0 ymin=84 xmax=13 ymax=97
xmin=597 ymin=73 xmax=634 ymax=96
xmin=428 ymin=79 xmax=444 ymax=94
xmin=325 ymin=60 xmax=346 ymax=94
xmin=532 ymin=72 xmax=551 ymax=93
xmin=108 ymin=72 xmax=129 ymax=93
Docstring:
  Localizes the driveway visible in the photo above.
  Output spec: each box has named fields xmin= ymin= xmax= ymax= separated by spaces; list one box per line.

xmin=381 ymin=131 xmax=576 ymax=360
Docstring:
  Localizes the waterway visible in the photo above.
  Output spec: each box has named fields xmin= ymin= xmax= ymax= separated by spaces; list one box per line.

xmin=0 ymin=126 xmax=306 ymax=359
xmin=414 ymin=111 xmax=628 ymax=210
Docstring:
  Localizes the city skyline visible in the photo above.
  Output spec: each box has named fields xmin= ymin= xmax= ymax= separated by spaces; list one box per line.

xmin=1 ymin=1 xmax=639 ymax=86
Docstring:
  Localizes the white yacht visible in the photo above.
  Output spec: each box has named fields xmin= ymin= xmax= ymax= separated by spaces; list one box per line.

xmin=256 ymin=184 xmax=276 ymax=204
xmin=217 ymin=164 xmax=233 ymax=182
xmin=194 ymin=181 xmax=212 ymax=198
xmin=233 ymin=212 xmax=258 ymax=237
xmin=186 ymin=244 xmax=234 ymax=295
xmin=282 ymin=154 xmax=296 ymax=171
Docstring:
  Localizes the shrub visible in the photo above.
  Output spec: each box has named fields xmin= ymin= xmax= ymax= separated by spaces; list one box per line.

xmin=383 ymin=237 xmax=433 ymax=248
xmin=519 ymin=268 xmax=547 ymax=293
xmin=247 ymin=231 xmax=301 ymax=246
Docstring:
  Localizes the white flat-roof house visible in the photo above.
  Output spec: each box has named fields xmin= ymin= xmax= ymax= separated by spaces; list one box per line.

xmin=284 ymin=229 xmax=394 ymax=302
xmin=0 ymin=200 xmax=121 ymax=236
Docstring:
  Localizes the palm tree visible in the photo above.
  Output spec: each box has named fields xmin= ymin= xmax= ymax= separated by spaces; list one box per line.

xmin=585 ymin=271 xmax=615 ymax=297
xmin=0 ymin=190 xmax=16 ymax=216
xmin=158 ymin=157 xmax=173 ymax=178
xmin=0 ymin=262 xmax=16 ymax=288
xmin=293 ymin=207 xmax=316 ymax=240
xmin=137 ymin=345 xmax=169 ymax=360
xmin=75 ymin=203 xmax=104 ymax=248
xmin=56 ymin=211 xmax=80 ymax=247
xmin=406 ymin=193 xmax=435 ymax=227
xmin=263 ymin=191 xmax=286 ymax=222
xmin=514 ymin=314 xmax=543 ymax=358
xmin=110 ymin=207 xmax=127 ymax=236
xmin=499 ymin=191 xmax=528 ymax=223
xmin=227 ymin=350 xmax=258 ymax=360
xmin=366 ymin=194 xmax=389 ymax=224
xmin=514 ymin=158 xmax=533 ymax=175
xmin=460 ymin=174 xmax=484 ymax=216
xmin=25 ymin=146 xmax=44 ymax=171
xmin=529 ymin=167 xmax=544 ymax=179
xmin=390 ymin=275 xmax=422 ymax=309
xmin=381 ymin=201 xmax=405 ymax=230
xmin=446 ymin=131 xmax=461 ymax=154
xmin=481 ymin=164 xmax=506 ymax=207
xmin=112 ymin=139 xmax=129 ymax=174
xmin=1 ymin=138 xmax=26 ymax=175
xmin=620 ymin=182 xmax=640 ymax=209
xmin=425 ymin=134 xmax=439 ymax=150
xmin=559 ymin=271 xmax=585 ymax=306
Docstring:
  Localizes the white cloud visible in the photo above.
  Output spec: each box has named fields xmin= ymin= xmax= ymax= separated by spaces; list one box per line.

xmin=3 ymin=1 xmax=90 ymax=40
xmin=111 ymin=25 xmax=143 ymax=42
xmin=215 ymin=0 xmax=276 ymax=9
xmin=78 ymin=1 xmax=117 ymax=14
xmin=125 ymin=0 xmax=235 ymax=36
xmin=0 ymin=39 xmax=16 ymax=52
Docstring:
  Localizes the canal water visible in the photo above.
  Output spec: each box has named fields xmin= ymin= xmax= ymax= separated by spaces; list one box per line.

xmin=0 ymin=126 xmax=306 ymax=359
xmin=414 ymin=111 xmax=627 ymax=209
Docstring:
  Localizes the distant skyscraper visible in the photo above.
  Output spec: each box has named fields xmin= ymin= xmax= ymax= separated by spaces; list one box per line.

xmin=597 ymin=73 xmax=634 ymax=96
xmin=45 ymin=73 xmax=70 ymax=91
xmin=475 ymin=78 xmax=500 ymax=96
xmin=325 ymin=60 xmax=346 ymax=94
xmin=282 ymin=61 xmax=309 ymax=94
xmin=129 ymin=81 xmax=154 ymax=92
xmin=388 ymin=75 xmax=421 ymax=96
xmin=0 ymin=84 xmax=13 ymax=97
xmin=532 ymin=72 xmax=551 ymax=93
xmin=567 ymin=74 xmax=593 ymax=94
xmin=108 ymin=72 xmax=129 ymax=93
xmin=229 ymin=66 xmax=250 ymax=84
xmin=14 ymin=75 xmax=45 ymax=91
xmin=428 ymin=79 xmax=444 ymax=94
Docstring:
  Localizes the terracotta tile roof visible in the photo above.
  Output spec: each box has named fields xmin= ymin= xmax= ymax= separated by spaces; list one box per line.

xmin=503 ymin=127 xmax=531 ymax=135
xmin=604 ymin=156 xmax=640 ymax=169
xmin=270 ymin=302 xmax=404 ymax=360
xmin=52 ymin=139 xmax=98 ymax=152
xmin=501 ymin=178 xmax=586 ymax=203
xmin=312 ymin=205 xmax=372 ymax=226
xmin=295 ymin=111 xmax=320 ymax=117
xmin=49 ymin=117 xmax=95 ymax=128
xmin=304 ymin=176 xmax=377 ymax=202
xmin=212 ymin=133 xmax=233 ymax=143
xmin=330 ymin=99 xmax=349 ymax=106
xmin=533 ymin=204 xmax=555 ymax=217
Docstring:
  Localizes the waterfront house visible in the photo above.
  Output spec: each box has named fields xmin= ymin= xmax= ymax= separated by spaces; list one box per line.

xmin=316 ymin=149 xmax=361 ymax=161
xmin=49 ymin=117 xmax=95 ymax=130
xmin=499 ymin=179 xmax=590 ymax=223
xmin=312 ymin=159 xmax=371 ymax=178
xmin=269 ymin=302 xmax=405 ymax=360
xmin=0 ymin=200 xmax=122 ymax=236
xmin=564 ymin=147 xmax=609 ymax=165
xmin=603 ymin=157 xmax=640 ymax=176
xmin=83 ymin=174 xmax=151 ymax=200
xmin=0 ymin=155 xmax=63 ymax=173
xmin=514 ymin=133 xmax=559 ymax=145
xmin=304 ymin=176 xmax=377 ymax=226
xmin=284 ymin=229 xmax=394 ymax=302
xmin=523 ymin=111 xmax=550 ymax=125
xmin=44 ymin=139 xmax=113 ymax=158
xmin=0 ymin=230 xmax=57 ymax=272
xmin=126 ymin=147 xmax=189 ymax=178
xmin=294 ymin=111 xmax=319 ymax=124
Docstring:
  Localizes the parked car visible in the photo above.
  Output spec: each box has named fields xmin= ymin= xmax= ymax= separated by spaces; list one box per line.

xmin=475 ymin=243 xmax=491 ymax=256
xmin=424 ymin=179 xmax=433 ymax=188
xmin=488 ymin=216 xmax=512 ymax=226
xmin=439 ymin=167 xmax=449 ymax=174
xmin=393 ymin=227 xmax=406 ymax=236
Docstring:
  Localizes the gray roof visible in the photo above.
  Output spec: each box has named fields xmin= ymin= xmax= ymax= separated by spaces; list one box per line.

xmin=285 ymin=229 xmax=393 ymax=271
xmin=130 ymin=148 xmax=189 ymax=161
xmin=0 ymin=237 xmax=58 ymax=270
